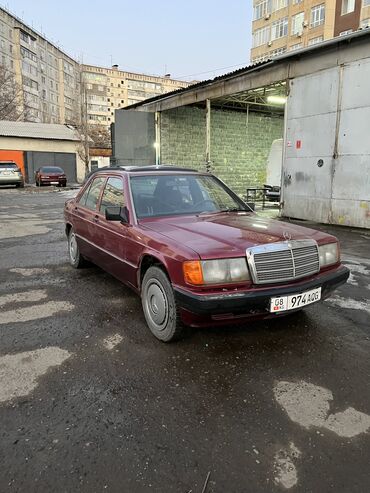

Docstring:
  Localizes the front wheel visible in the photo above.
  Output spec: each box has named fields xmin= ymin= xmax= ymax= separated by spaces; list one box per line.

xmin=68 ymin=228 xmax=86 ymax=268
xmin=141 ymin=266 xmax=184 ymax=342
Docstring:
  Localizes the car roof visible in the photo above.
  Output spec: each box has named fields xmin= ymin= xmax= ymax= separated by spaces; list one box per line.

xmin=83 ymin=165 xmax=204 ymax=182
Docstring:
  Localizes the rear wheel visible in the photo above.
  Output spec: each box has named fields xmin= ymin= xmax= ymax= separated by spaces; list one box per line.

xmin=141 ymin=266 xmax=184 ymax=342
xmin=68 ymin=228 xmax=86 ymax=268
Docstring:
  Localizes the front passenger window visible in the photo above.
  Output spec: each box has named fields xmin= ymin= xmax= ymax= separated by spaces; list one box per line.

xmin=100 ymin=177 xmax=125 ymax=215
xmin=83 ymin=176 xmax=106 ymax=210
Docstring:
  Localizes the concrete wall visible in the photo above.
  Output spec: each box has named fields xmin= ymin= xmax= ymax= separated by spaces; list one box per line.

xmin=160 ymin=106 xmax=284 ymax=196
xmin=0 ymin=137 xmax=84 ymax=182
xmin=113 ymin=110 xmax=155 ymax=166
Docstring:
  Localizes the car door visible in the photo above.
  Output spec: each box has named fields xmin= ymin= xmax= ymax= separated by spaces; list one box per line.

xmin=72 ymin=175 xmax=106 ymax=263
xmin=94 ymin=175 xmax=131 ymax=282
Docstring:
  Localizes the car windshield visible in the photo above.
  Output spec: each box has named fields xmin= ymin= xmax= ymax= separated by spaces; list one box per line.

xmin=0 ymin=163 xmax=17 ymax=169
xmin=130 ymin=173 xmax=250 ymax=218
xmin=41 ymin=167 xmax=64 ymax=173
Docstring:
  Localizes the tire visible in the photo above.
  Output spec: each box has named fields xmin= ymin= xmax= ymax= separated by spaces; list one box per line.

xmin=68 ymin=228 xmax=86 ymax=268
xmin=141 ymin=266 xmax=184 ymax=342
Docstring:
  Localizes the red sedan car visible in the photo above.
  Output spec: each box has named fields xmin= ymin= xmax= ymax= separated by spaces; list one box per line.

xmin=35 ymin=166 xmax=67 ymax=187
xmin=64 ymin=166 xmax=349 ymax=342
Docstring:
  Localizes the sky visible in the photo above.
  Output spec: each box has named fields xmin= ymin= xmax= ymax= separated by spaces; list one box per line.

xmin=3 ymin=0 xmax=252 ymax=81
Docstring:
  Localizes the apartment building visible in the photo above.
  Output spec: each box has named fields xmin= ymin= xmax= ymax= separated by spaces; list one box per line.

xmin=0 ymin=6 xmax=80 ymax=124
xmin=81 ymin=64 xmax=190 ymax=127
xmin=251 ymin=0 xmax=370 ymax=62
xmin=0 ymin=6 xmax=190 ymax=128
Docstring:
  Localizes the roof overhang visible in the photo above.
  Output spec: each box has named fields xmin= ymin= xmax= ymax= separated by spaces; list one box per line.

xmin=121 ymin=29 xmax=370 ymax=114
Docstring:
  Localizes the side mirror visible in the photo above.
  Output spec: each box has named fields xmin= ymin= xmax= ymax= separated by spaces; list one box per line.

xmin=105 ymin=206 xmax=129 ymax=223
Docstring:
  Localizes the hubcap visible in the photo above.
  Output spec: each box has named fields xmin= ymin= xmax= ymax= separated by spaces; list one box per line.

xmin=69 ymin=233 xmax=78 ymax=262
xmin=145 ymin=281 xmax=168 ymax=330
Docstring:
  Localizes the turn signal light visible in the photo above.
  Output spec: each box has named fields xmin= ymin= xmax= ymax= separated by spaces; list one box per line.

xmin=183 ymin=261 xmax=204 ymax=285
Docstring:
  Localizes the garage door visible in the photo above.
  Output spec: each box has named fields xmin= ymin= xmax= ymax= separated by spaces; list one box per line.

xmin=25 ymin=151 xmax=77 ymax=184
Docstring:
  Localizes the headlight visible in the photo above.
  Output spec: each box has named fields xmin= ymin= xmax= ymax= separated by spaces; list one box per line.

xmin=183 ymin=258 xmax=250 ymax=285
xmin=319 ymin=242 xmax=339 ymax=268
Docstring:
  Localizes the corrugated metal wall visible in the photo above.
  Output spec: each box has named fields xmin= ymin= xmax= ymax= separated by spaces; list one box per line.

xmin=282 ymin=58 xmax=370 ymax=229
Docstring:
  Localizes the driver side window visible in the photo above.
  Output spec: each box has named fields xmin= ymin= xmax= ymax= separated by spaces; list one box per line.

xmin=79 ymin=176 xmax=106 ymax=210
xmin=100 ymin=177 xmax=125 ymax=215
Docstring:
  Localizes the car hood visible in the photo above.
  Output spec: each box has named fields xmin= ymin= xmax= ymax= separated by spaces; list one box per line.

xmin=141 ymin=212 xmax=335 ymax=258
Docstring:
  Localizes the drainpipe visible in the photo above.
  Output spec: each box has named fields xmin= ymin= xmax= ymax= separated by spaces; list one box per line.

xmin=155 ymin=111 xmax=161 ymax=166
xmin=205 ymin=99 xmax=211 ymax=172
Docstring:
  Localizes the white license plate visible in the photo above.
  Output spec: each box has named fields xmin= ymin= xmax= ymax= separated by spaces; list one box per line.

xmin=50 ymin=181 xmax=59 ymax=184
xmin=270 ymin=287 xmax=321 ymax=313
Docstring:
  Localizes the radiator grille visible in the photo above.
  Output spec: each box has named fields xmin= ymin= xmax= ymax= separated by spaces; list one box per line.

xmin=246 ymin=240 xmax=320 ymax=285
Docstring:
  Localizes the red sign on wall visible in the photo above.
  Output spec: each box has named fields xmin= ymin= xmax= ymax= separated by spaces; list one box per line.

xmin=296 ymin=140 xmax=302 ymax=149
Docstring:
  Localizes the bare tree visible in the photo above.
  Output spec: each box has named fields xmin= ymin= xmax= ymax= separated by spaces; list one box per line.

xmin=0 ymin=65 xmax=33 ymax=121
xmin=65 ymin=81 xmax=111 ymax=176
xmin=88 ymin=124 xmax=111 ymax=148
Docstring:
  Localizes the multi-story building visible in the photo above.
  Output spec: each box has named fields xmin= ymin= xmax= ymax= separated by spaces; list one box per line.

xmin=0 ymin=6 xmax=80 ymax=123
xmin=81 ymin=64 xmax=190 ymax=127
xmin=0 ymin=6 xmax=190 ymax=128
xmin=251 ymin=0 xmax=370 ymax=63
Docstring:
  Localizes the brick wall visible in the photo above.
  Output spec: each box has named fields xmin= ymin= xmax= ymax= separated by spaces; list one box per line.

xmin=160 ymin=106 xmax=284 ymax=196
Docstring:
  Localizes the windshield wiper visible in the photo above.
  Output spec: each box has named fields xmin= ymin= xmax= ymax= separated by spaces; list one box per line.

xmin=197 ymin=207 xmax=248 ymax=216
xmin=218 ymin=207 xmax=249 ymax=213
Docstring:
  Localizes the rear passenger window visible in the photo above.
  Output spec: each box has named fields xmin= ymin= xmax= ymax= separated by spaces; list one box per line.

xmin=81 ymin=177 xmax=106 ymax=210
xmin=100 ymin=177 xmax=125 ymax=214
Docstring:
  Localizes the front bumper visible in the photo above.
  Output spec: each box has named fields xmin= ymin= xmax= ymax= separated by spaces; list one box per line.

xmin=174 ymin=266 xmax=349 ymax=317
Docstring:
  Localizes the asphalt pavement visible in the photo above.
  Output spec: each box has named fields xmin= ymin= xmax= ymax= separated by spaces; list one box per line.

xmin=0 ymin=186 xmax=369 ymax=493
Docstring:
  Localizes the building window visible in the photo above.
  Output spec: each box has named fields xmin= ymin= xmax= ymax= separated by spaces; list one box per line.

xmin=272 ymin=0 xmax=288 ymax=12
xmin=364 ymin=0 xmax=370 ymax=6
xmin=271 ymin=17 xmax=288 ymax=40
xmin=253 ymin=26 xmax=270 ymax=47
xmin=291 ymin=12 xmax=304 ymax=35
xmin=21 ymin=46 xmax=37 ymax=62
xmin=341 ymin=0 xmax=355 ymax=14
xmin=254 ymin=0 xmax=271 ymax=20
xmin=293 ymin=0 xmax=303 ymax=4
xmin=308 ymin=35 xmax=324 ymax=45
xmin=339 ymin=29 xmax=353 ymax=35
xmin=271 ymin=46 xmax=287 ymax=56
xmin=311 ymin=4 xmax=325 ymax=28
xmin=289 ymin=43 xmax=303 ymax=51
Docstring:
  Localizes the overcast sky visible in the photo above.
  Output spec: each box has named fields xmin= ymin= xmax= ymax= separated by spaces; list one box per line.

xmin=3 ymin=0 xmax=252 ymax=81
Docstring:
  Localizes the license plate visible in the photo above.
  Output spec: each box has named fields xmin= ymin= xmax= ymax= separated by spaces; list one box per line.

xmin=270 ymin=287 xmax=321 ymax=313
xmin=50 ymin=181 xmax=59 ymax=184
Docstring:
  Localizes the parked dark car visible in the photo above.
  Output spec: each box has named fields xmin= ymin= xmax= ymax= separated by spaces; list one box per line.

xmin=64 ymin=166 xmax=349 ymax=342
xmin=0 ymin=161 xmax=24 ymax=187
xmin=35 ymin=166 xmax=67 ymax=187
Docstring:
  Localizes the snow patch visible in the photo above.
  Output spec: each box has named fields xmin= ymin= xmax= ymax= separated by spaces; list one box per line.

xmin=0 ymin=301 xmax=74 ymax=324
xmin=0 ymin=289 xmax=48 ymax=308
xmin=273 ymin=442 xmax=301 ymax=489
xmin=274 ymin=381 xmax=370 ymax=438
xmin=9 ymin=267 xmax=50 ymax=277
xmin=103 ymin=334 xmax=123 ymax=350
xmin=327 ymin=296 xmax=370 ymax=314
xmin=0 ymin=347 xmax=71 ymax=403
